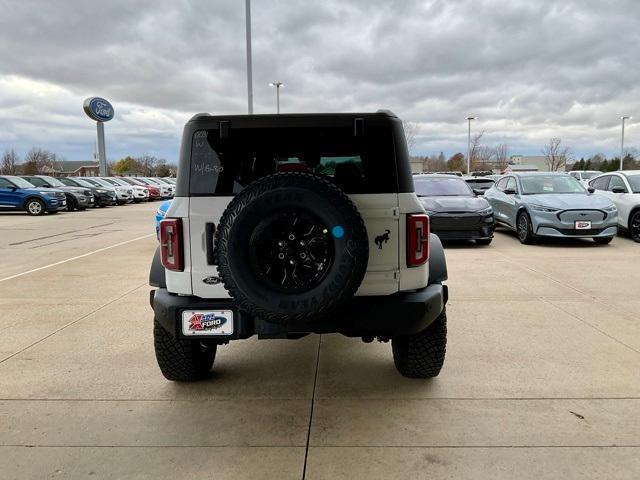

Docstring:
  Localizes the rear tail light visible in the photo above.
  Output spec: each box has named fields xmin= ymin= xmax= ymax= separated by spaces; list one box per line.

xmin=160 ymin=218 xmax=184 ymax=271
xmin=407 ymin=214 xmax=430 ymax=267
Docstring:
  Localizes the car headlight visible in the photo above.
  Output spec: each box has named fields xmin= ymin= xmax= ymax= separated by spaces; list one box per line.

xmin=38 ymin=191 xmax=52 ymax=196
xmin=530 ymin=204 xmax=560 ymax=213
xmin=96 ymin=189 xmax=106 ymax=193
xmin=476 ymin=206 xmax=493 ymax=216
xmin=603 ymin=204 xmax=617 ymax=212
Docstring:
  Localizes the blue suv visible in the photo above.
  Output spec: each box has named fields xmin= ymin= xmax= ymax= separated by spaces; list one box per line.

xmin=0 ymin=175 xmax=67 ymax=215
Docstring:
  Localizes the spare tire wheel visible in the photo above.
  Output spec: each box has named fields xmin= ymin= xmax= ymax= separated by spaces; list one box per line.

xmin=214 ymin=172 xmax=369 ymax=324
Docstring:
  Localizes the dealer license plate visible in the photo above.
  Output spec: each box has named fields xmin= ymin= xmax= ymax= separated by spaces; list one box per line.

xmin=575 ymin=221 xmax=592 ymax=230
xmin=181 ymin=310 xmax=234 ymax=336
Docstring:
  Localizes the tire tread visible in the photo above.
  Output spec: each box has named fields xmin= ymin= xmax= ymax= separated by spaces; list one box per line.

xmin=392 ymin=310 xmax=447 ymax=378
xmin=153 ymin=320 xmax=216 ymax=381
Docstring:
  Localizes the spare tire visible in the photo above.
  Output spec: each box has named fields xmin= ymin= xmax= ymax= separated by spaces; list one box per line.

xmin=214 ymin=172 xmax=369 ymax=324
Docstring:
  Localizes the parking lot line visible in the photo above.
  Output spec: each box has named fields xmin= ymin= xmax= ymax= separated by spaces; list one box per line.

xmin=0 ymin=233 xmax=154 ymax=283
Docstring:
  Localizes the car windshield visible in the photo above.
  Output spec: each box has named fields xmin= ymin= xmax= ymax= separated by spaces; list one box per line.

xmin=90 ymin=178 xmax=113 ymax=187
xmin=8 ymin=176 xmax=36 ymax=188
xmin=100 ymin=178 xmax=119 ymax=186
xmin=520 ymin=175 xmax=586 ymax=194
xmin=627 ymin=174 xmax=640 ymax=193
xmin=414 ymin=177 xmax=473 ymax=196
xmin=41 ymin=176 xmax=65 ymax=187
xmin=83 ymin=178 xmax=102 ymax=187
xmin=73 ymin=178 xmax=94 ymax=188
xmin=109 ymin=178 xmax=128 ymax=186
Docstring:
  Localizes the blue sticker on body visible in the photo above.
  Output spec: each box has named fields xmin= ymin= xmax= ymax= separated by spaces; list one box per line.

xmin=331 ymin=226 xmax=345 ymax=238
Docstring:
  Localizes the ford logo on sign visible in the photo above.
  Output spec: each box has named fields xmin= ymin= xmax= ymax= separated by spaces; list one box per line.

xmin=83 ymin=97 xmax=114 ymax=122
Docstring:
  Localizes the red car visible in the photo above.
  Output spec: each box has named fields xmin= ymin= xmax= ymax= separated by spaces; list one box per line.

xmin=119 ymin=177 xmax=160 ymax=200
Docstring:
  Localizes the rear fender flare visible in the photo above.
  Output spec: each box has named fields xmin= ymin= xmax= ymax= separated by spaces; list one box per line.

xmin=428 ymin=233 xmax=447 ymax=283
xmin=149 ymin=246 xmax=166 ymax=288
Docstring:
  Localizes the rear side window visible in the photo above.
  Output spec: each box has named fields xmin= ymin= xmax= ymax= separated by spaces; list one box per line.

xmin=189 ymin=125 xmax=398 ymax=195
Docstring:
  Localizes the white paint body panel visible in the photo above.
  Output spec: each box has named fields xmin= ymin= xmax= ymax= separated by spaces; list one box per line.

xmin=166 ymin=191 xmax=429 ymax=299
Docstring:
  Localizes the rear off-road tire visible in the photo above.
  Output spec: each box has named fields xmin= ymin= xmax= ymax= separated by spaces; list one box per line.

xmin=153 ymin=320 xmax=217 ymax=381
xmin=392 ymin=309 xmax=447 ymax=378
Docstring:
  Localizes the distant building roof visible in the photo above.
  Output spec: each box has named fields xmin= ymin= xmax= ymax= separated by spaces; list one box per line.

xmin=504 ymin=164 xmax=539 ymax=172
xmin=510 ymin=155 xmax=555 ymax=172
xmin=56 ymin=160 xmax=99 ymax=172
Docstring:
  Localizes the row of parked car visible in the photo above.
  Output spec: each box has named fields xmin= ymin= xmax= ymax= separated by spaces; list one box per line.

xmin=413 ymin=170 xmax=640 ymax=245
xmin=0 ymin=174 xmax=176 ymax=215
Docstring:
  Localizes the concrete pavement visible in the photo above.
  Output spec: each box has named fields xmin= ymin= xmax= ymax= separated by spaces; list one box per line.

xmin=0 ymin=202 xmax=638 ymax=479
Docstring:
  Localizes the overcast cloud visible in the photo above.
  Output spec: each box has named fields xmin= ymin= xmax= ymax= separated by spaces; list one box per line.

xmin=0 ymin=0 xmax=639 ymax=162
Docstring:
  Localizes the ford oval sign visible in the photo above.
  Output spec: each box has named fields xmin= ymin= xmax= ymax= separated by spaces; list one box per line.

xmin=83 ymin=97 xmax=114 ymax=122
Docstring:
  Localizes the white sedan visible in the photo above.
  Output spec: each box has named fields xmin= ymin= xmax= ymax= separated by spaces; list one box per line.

xmin=589 ymin=170 xmax=640 ymax=242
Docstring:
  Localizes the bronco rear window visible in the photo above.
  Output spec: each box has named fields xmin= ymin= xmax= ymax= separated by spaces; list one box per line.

xmin=189 ymin=125 xmax=398 ymax=195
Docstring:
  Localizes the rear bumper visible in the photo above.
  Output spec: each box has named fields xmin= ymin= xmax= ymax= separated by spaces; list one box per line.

xmin=151 ymin=283 xmax=448 ymax=340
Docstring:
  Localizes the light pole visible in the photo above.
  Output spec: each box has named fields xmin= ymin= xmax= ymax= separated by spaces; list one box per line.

xmin=245 ymin=0 xmax=253 ymax=114
xmin=466 ymin=116 xmax=478 ymax=174
xmin=620 ymin=116 xmax=631 ymax=170
xmin=269 ymin=82 xmax=284 ymax=114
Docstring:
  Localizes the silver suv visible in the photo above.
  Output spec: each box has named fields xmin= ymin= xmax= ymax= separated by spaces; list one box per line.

xmin=149 ymin=111 xmax=449 ymax=380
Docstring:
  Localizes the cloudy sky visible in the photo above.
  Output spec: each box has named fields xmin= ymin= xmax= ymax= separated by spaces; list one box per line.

xmin=0 ymin=0 xmax=638 ymax=163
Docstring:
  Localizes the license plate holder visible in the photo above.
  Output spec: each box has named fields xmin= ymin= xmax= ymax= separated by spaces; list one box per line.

xmin=575 ymin=220 xmax=592 ymax=230
xmin=181 ymin=310 xmax=234 ymax=336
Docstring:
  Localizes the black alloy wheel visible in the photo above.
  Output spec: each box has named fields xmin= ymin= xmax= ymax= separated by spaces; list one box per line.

xmin=630 ymin=211 xmax=640 ymax=243
xmin=248 ymin=209 xmax=334 ymax=294
xmin=517 ymin=212 xmax=534 ymax=244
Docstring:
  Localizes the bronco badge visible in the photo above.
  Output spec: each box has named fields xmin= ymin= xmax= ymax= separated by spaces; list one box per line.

xmin=374 ymin=229 xmax=391 ymax=249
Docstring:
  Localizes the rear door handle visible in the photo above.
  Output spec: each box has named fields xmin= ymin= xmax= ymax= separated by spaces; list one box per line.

xmin=205 ymin=222 xmax=216 ymax=265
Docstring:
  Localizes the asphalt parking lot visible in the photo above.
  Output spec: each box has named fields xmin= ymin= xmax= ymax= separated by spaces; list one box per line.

xmin=1 ymin=202 xmax=639 ymax=479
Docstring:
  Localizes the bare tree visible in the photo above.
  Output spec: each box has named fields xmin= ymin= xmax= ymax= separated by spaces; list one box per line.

xmin=493 ymin=144 xmax=509 ymax=172
xmin=468 ymin=131 xmax=484 ymax=170
xmin=22 ymin=148 xmax=58 ymax=174
xmin=475 ymin=146 xmax=495 ymax=170
xmin=135 ymin=155 xmax=169 ymax=176
xmin=424 ymin=153 xmax=447 ymax=172
xmin=542 ymin=138 xmax=570 ymax=171
xmin=1 ymin=149 xmax=19 ymax=175
xmin=402 ymin=121 xmax=419 ymax=153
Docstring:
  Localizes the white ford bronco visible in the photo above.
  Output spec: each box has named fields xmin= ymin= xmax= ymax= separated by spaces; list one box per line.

xmin=149 ymin=110 xmax=449 ymax=380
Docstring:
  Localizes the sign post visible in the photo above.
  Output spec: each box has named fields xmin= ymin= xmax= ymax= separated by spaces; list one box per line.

xmin=83 ymin=97 xmax=114 ymax=176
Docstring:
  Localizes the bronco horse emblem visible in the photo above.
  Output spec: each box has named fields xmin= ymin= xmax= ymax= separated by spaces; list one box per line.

xmin=374 ymin=229 xmax=391 ymax=249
